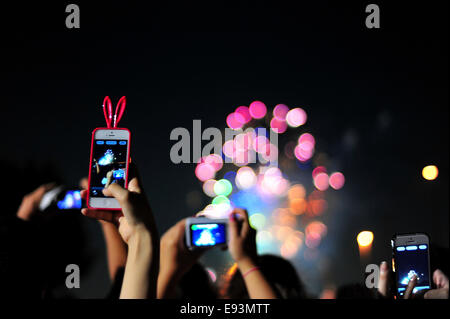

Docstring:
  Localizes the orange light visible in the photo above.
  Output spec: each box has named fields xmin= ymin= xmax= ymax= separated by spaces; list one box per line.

xmin=422 ymin=165 xmax=438 ymax=181
xmin=320 ymin=287 xmax=336 ymax=299
xmin=310 ymin=199 xmax=327 ymax=216
xmin=288 ymin=184 xmax=306 ymax=200
xmin=305 ymin=221 xmax=327 ymax=237
xmin=289 ymin=198 xmax=307 ymax=215
xmin=357 ymin=231 xmax=374 ymax=247
xmin=226 ymin=263 xmax=238 ymax=277
xmin=275 ymin=226 xmax=293 ymax=241
xmin=272 ymin=208 xmax=296 ymax=226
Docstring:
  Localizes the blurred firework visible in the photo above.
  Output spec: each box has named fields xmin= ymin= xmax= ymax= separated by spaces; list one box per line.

xmin=193 ymin=100 xmax=345 ymax=278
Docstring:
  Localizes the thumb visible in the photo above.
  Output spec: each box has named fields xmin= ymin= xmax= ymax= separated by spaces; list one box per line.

xmin=433 ymin=269 xmax=449 ymax=289
xmin=424 ymin=288 xmax=449 ymax=299
xmin=104 ymin=182 xmax=128 ymax=198
xmin=79 ymin=177 xmax=88 ymax=190
xmin=103 ymin=183 xmax=130 ymax=209
xmin=377 ymin=261 xmax=390 ymax=297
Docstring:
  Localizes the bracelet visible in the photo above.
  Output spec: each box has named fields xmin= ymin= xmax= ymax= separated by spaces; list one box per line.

xmin=242 ymin=266 xmax=260 ymax=278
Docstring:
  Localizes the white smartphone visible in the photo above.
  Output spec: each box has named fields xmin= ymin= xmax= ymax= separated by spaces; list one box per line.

xmin=392 ymin=233 xmax=431 ymax=297
xmin=87 ymin=128 xmax=131 ymax=210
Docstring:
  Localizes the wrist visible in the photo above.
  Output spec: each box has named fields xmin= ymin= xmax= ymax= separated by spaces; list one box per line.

xmin=127 ymin=229 xmax=153 ymax=256
xmin=157 ymin=265 xmax=184 ymax=299
xmin=236 ymin=256 xmax=258 ymax=273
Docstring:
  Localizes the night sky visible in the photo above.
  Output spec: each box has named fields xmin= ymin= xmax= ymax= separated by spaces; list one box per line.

xmin=1 ymin=1 xmax=448 ymax=297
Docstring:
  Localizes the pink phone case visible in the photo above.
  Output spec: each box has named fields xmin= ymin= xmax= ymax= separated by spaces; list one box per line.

xmin=87 ymin=127 xmax=131 ymax=210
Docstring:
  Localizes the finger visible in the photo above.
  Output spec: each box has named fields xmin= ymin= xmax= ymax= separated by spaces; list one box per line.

xmin=117 ymin=216 xmax=125 ymax=228
xmin=127 ymin=162 xmax=143 ymax=194
xmin=378 ymin=261 xmax=390 ymax=297
xmin=103 ymin=184 xmax=136 ymax=221
xmin=118 ymin=216 xmax=128 ymax=230
xmin=175 ymin=218 xmax=187 ymax=230
xmin=228 ymin=213 xmax=239 ymax=240
xmin=175 ymin=219 xmax=188 ymax=247
xmin=433 ymin=269 xmax=449 ymax=289
xmin=403 ymin=275 xmax=417 ymax=299
xmin=82 ymin=208 xmax=112 ymax=222
xmin=234 ymin=208 xmax=250 ymax=237
xmin=127 ymin=178 xmax=141 ymax=194
xmin=79 ymin=177 xmax=88 ymax=190
xmin=104 ymin=183 xmax=129 ymax=202
xmin=117 ymin=216 xmax=130 ymax=240
xmin=161 ymin=219 xmax=185 ymax=246
xmin=233 ymin=208 xmax=248 ymax=220
xmin=81 ymin=208 xmax=122 ymax=225
xmin=80 ymin=189 xmax=88 ymax=200
xmin=424 ymin=288 xmax=449 ymax=299
xmin=33 ymin=183 xmax=57 ymax=201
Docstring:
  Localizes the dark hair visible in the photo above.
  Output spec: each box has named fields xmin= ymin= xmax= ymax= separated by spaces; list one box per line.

xmin=222 ymin=254 xmax=308 ymax=299
xmin=430 ymin=244 xmax=450 ymax=278
xmin=336 ymin=283 xmax=376 ymax=299
xmin=0 ymin=216 xmax=45 ymax=298
xmin=177 ymin=263 xmax=218 ymax=299
xmin=108 ymin=262 xmax=218 ymax=299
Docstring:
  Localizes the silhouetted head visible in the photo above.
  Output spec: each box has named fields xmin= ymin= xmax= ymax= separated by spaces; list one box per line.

xmin=336 ymin=283 xmax=376 ymax=299
xmin=177 ymin=262 xmax=218 ymax=299
xmin=0 ymin=216 xmax=45 ymax=298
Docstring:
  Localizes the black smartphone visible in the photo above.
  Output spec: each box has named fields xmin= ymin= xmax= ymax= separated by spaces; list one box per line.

xmin=185 ymin=217 xmax=229 ymax=250
xmin=391 ymin=233 xmax=431 ymax=297
xmin=39 ymin=186 xmax=83 ymax=211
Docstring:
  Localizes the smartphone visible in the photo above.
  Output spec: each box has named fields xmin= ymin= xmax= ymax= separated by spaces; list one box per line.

xmin=39 ymin=186 xmax=83 ymax=211
xmin=87 ymin=128 xmax=131 ymax=210
xmin=57 ymin=189 xmax=83 ymax=210
xmin=185 ymin=217 xmax=229 ymax=250
xmin=391 ymin=233 xmax=431 ymax=297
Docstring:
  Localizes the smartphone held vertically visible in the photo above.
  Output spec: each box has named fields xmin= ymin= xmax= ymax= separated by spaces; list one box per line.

xmin=392 ymin=233 xmax=431 ymax=297
xmin=185 ymin=217 xmax=229 ymax=250
xmin=87 ymin=128 xmax=131 ymax=210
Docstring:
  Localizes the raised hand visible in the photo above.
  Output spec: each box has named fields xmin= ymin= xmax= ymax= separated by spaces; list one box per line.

xmin=157 ymin=218 xmax=204 ymax=298
xmin=17 ymin=183 xmax=56 ymax=221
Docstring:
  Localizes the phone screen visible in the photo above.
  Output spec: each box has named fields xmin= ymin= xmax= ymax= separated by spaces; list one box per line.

xmin=190 ymin=223 xmax=227 ymax=247
xmin=89 ymin=139 xmax=128 ymax=198
xmin=57 ymin=190 xmax=82 ymax=209
xmin=395 ymin=244 xmax=431 ymax=296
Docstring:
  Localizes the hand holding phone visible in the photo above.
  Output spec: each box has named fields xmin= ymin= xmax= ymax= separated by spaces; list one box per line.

xmin=392 ymin=233 xmax=431 ymax=297
xmin=82 ymin=162 xmax=158 ymax=245
xmin=17 ymin=183 xmax=56 ymax=221
xmin=227 ymin=209 xmax=257 ymax=264
xmin=158 ymin=218 xmax=207 ymax=298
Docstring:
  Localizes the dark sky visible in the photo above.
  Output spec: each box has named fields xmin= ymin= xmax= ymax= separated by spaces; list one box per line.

xmin=1 ymin=1 xmax=448 ymax=295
